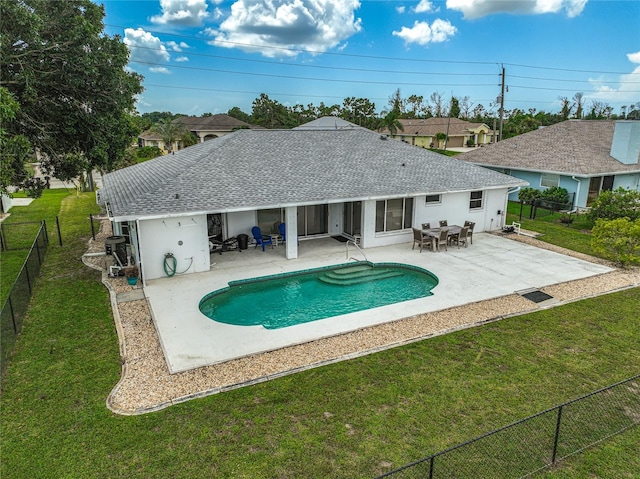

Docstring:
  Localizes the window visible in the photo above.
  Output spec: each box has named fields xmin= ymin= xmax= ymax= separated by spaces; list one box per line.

xmin=540 ymin=173 xmax=560 ymax=188
xmin=425 ymin=194 xmax=441 ymax=205
xmin=469 ymin=191 xmax=483 ymax=210
xmin=375 ymin=198 xmax=414 ymax=232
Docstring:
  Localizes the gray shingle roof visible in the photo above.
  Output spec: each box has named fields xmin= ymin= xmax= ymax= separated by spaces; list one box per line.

xmin=457 ymin=120 xmax=640 ymax=175
xmin=100 ymin=128 xmax=525 ymax=219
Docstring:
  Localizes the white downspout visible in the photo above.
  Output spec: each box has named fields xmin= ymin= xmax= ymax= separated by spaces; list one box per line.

xmin=504 ymin=187 xmax=521 ymax=228
xmin=571 ymin=176 xmax=581 ymax=211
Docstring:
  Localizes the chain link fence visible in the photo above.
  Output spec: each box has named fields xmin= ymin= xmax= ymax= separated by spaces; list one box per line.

xmin=376 ymin=374 xmax=640 ymax=479
xmin=1 ymin=221 xmax=48 ymax=374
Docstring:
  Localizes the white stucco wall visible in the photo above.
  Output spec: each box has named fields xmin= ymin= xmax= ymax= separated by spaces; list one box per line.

xmin=226 ymin=210 xmax=256 ymax=238
xmin=360 ymin=189 xmax=508 ymax=249
xmin=139 ymin=214 xmax=209 ymax=280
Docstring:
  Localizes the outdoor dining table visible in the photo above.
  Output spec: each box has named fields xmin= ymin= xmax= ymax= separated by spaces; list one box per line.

xmin=421 ymin=225 xmax=462 ymax=250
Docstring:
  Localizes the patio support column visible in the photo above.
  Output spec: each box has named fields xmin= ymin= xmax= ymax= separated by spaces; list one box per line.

xmin=284 ymin=206 xmax=298 ymax=259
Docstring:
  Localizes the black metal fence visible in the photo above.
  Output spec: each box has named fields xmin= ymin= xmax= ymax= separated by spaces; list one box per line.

xmin=0 ymin=221 xmax=49 ymax=374
xmin=376 ymin=374 xmax=640 ymax=479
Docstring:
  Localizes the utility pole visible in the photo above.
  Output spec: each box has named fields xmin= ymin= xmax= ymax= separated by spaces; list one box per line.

xmin=498 ymin=65 xmax=505 ymax=142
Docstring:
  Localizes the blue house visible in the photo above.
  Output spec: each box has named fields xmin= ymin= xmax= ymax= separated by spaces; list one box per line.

xmin=458 ymin=120 xmax=640 ymax=209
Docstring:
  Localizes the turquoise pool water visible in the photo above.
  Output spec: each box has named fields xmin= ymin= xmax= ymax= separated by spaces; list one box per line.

xmin=198 ymin=262 xmax=439 ymax=329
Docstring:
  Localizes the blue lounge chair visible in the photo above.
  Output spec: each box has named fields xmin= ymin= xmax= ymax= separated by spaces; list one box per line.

xmin=278 ymin=223 xmax=299 ymax=245
xmin=251 ymin=226 xmax=273 ymax=251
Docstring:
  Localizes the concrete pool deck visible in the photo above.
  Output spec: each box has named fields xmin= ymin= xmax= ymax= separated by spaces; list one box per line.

xmin=144 ymin=233 xmax=613 ymax=374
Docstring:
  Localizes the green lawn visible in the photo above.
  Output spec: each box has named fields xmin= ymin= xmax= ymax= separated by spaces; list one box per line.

xmin=0 ymin=190 xmax=71 ymax=303
xmin=506 ymin=201 xmax=595 ymax=255
xmin=1 ymin=193 xmax=638 ymax=478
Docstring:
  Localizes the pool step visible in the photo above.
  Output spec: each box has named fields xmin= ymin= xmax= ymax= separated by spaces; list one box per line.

xmin=330 ymin=265 xmax=373 ymax=275
xmin=319 ymin=268 xmax=403 ymax=286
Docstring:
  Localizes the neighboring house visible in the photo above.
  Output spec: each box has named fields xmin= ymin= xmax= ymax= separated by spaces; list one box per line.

xmin=457 ymin=120 xmax=640 ymax=209
xmin=98 ymin=122 xmax=525 ymax=282
xmin=138 ymin=114 xmax=258 ymax=152
xmin=381 ymin=118 xmax=497 ymax=148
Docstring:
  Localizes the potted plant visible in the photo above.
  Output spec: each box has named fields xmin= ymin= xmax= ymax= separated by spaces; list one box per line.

xmin=124 ymin=265 xmax=139 ymax=286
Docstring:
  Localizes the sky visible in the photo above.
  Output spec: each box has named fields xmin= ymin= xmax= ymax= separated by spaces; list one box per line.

xmin=100 ymin=0 xmax=640 ymax=117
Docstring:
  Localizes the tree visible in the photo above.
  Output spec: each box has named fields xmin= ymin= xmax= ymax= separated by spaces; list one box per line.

xmin=1 ymin=0 xmax=143 ymax=189
xmin=0 ymin=87 xmax=31 ymax=195
xmin=341 ymin=97 xmax=377 ymax=128
xmin=406 ymin=94 xmax=425 ymax=119
xmin=387 ymin=89 xmax=405 ymax=116
xmin=591 ymin=218 xmax=640 ymax=267
xmin=449 ymin=96 xmax=461 ymax=118
xmin=377 ymin=110 xmax=404 ymax=136
xmin=558 ymin=97 xmax=572 ymax=120
xmin=430 ymin=92 xmax=446 ymax=117
xmin=251 ymin=93 xmax=296 ymax=129
xmin=572 ymin=92 xmax=584 ymax=119
xmin=588 ymin=188 xmax=640 ymax=223
xmin=150 ymin=118 xmax=194 ymax=152
xmin=227 ymin=107 xmax=252 ymax=123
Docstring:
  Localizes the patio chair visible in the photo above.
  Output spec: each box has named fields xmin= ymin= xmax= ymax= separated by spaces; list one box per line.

xmin=421 ymin=222 xmax=431 ymax=230
xmin=251 ymin=226 xmax=273 ymax=251
xmin=451 ymin=226 xmax=469 ymax=248
xmin=439 ymin=220 xmax=448 ymax=227
xmin=412 ymin=228 xmax=432 ymax=253
xmin=464 ymin=221 xmax=476 ymax=244
xmin=434 ymin=228 xmax=448 ymax=252
xmin=278 ymin=222 xmax=299 ymax=245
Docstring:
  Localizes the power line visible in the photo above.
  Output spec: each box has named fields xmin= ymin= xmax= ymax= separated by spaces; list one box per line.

xmin=108 ymin=23 xmax=635 ymax=76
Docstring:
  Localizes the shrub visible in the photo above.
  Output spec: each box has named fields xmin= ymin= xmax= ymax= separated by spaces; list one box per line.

xmin=588 ymin=188 xmax=640 ymax=223
xmin=591 ymin=217 xmax=640 ymax=267
xmin=518 ymin=187 xmax=540 ymax=204
xmin=540 ymin=186 xmax=570 ymax=206
xmin=22 ymin=176 xmax=46 ymax=198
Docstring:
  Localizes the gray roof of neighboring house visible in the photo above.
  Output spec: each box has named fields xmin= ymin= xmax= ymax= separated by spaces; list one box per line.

xmin=176 ymin=114 xmax=258 ymax=131
xmin=99 ymin=128 xmax=525 ymax=220
xmin=293 ymin=116 xmax=367 ymax=130
xmin=457 ymin=120 xmax=640 ymax=176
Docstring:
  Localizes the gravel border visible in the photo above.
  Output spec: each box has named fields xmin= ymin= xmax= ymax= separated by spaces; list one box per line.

xmin=83 ymin=219 xmax=640 ymax=415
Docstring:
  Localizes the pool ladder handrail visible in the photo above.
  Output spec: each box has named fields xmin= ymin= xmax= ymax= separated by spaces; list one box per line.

xmin=345 ymin=239 xmax=367 ymax=262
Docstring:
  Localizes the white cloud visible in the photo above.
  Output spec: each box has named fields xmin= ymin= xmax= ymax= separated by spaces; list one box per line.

xmin=124 ymin=28 xmax=170 ymax=64
xmin=207 ymin=0 xmax=362 ymax=58
xmin=587 ymin=52 xmax=640 ymax=103
xmin=166 ymin=41 xmax=190 ymax=52
xmin=392 ymin=19 xmax=456 ymax=45
xmin=396 ymin=5 xmax=406 ymax=14
xmin=445 ymin=0 xmax=588 ymax=19
xmin=415 ymin=0 xmax=435 ymax=13
xmin=175 ymin=56 xmax=190 ymax=62
xmin=627 ymin=51 xmax=640 ymax=64
xmin=149 ymin=67 xmax=171 ymax=74
xmin=150 ymin=0 xmax=210 ymax=26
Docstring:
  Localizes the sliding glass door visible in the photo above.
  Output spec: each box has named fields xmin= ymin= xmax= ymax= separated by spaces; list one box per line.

xmin=343 ymin=201 xmax=361 ymax=237
xmin=297 ymin=204 xmax=328 ymax=237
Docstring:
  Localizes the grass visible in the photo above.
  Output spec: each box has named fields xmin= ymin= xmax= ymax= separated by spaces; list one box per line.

xmin=0 ymin=190 xmax=71 ymax=303
xmin=506 ymin=201 xmax=596 ymax=255
xmin=1 ymin=193 xmax=638 ymax=478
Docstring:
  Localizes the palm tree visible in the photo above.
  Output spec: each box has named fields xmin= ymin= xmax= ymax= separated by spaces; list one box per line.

xmin=377 ymin=110 xmax=404 ymax=136
xmin=150 ymin=118 xmax=192 ymax=153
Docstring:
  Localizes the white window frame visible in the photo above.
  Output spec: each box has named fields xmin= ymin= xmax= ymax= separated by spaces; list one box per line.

xmin=540 ymin=173 xmax=560 ymax=188
xmin=425 ymin=194 xmax=442 ymax=205
xmin=469 ymin=190 xmax=483 ymax=210
xmin=375 ymin=198 xmax=414 ymax=233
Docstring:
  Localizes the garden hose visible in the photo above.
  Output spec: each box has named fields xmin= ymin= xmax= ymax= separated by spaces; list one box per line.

xmin=164 ymin=253 xmax=177 ymax=277
xmin=163 ymin=252 xmax=194 ymax=277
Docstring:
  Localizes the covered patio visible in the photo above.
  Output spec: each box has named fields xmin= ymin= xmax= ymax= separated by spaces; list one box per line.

xmin=143 ymin=233 xmax=612 ymax=373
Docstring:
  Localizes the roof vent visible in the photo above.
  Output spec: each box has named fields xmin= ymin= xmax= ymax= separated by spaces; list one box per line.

xmin=380 ymin=135 xmax=388 ymax=140
xmin=175 ymin=193 xmax=180 ymax=199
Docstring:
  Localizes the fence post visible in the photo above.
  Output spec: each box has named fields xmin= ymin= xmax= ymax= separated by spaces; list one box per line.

xmin=551 ymin=405 xmax=563 ymax=465
xmin=90 ymin=214 xmax=95 ymax=240
xmin=56 ymin=216 xmax=62 ymax=246
xmin=8 ymin=296 xmax=17 ymax=334
xmin=42 ymin=219 xmax=49 ymax=245
xmin=1 ymin=222 xmax=6 ymax=251
xmin=429 ymin=456 xmax=435 ymax=479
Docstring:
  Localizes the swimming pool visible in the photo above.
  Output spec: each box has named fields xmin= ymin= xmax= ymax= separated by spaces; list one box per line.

xmin=198 ymin=262 xmax=439 ymax=329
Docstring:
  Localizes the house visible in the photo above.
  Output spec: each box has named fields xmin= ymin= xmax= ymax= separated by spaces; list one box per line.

xmin=381 ymin=118 xmax=497 ymax=148
xmin=138 ymin=114 xmax=258 ymax=152
xmin=457 ymin=120 xmax=640 ymax=208
xmin=98 ymin=124 xmax=525 ymax=282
